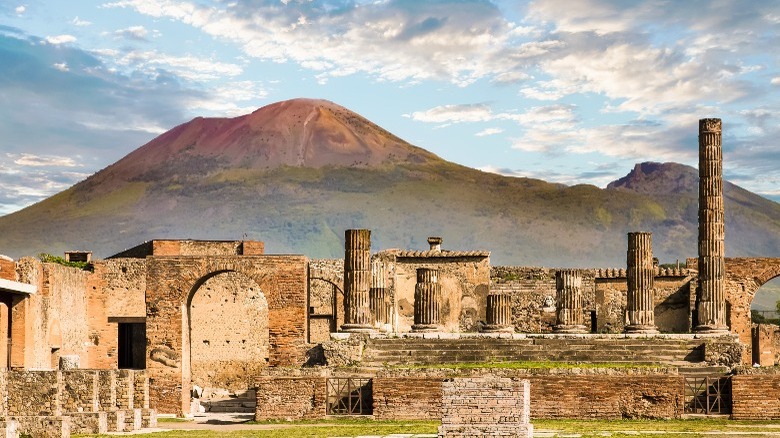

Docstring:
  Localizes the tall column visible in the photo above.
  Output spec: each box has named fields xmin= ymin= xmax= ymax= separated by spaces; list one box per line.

xmin=625 ymin=232 xmax=658 ymax=334
xmin=369 ymin=260 xmax=391 ymax=328
xmin=341 ymin=229 xmax=374 ymax=332
xmin=553 ymin=269 xmax=587 ymax=334
xmin=412 ymin=268 xmax=441 ymax=332
xmin=695 ymin=118 xmax=729 ymax=334
xmin=482 ymin=293 xmax=513 ymax=333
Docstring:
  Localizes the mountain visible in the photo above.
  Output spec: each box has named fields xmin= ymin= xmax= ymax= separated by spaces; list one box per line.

xmin=1 ymin=98 xmax=779 ymax=267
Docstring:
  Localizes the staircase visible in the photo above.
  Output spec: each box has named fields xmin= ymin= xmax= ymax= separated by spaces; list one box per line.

xmin=360 ymin=335 xmax=708 ymax=366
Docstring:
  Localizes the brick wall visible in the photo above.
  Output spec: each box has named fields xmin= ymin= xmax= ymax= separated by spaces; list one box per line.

xmin=255 ymin=377 xmax=326 ymax=420
xmin=7 ymin=370 xmax=62 ymax=416
xmin=373 ymin=377 xmax=443 ymax=420
xmin=732 ymin=373 xmax=780 ymax=419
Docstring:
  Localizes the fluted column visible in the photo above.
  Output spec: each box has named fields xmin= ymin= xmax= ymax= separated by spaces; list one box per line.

xmin=482 ymin=293 xmax=513 ymax=333
xmin=553 ymin=269 xmax=587 ymax=334
xmin=695 ymin=118 xmax=729 ymax=334
xmin=341 ymin=229 xmax=374 ymax=332
xmin=625 ymin=232 xmax=658 ymax=334
xmin=412 ymin=268 xmax=441 ymax=332
xmin=369 ymin=260 xmax=391 ymax=327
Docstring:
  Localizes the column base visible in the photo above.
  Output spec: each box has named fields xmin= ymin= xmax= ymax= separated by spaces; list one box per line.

xmin=552 ymin=325 xmax=588 ymax=334
xmin=694 ymin=324 xmax=730 ymax=335
xmin=624 ymin=325 xmax=659 ymax=334
xmin=411 ymin=323 xmax=441 ymax=333
xmin=340 ymin=323 xmax=375 ymax=333
xmin=481 ymin=324 xmax=514 ymax=333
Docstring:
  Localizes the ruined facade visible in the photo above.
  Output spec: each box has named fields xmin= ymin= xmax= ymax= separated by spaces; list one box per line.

xmin=1 ymin=119 xmax=780 ymax=426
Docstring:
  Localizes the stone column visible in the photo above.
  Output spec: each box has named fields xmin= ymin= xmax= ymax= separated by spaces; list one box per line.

xmin=695 ymin=118 xmax=729 ymax=334
xmin=341 ymin=229 xmax=374 ymax=332
xmin=482 ymin=293 xmax=513 ymax=333
xmin=412 ymin=268 xmax=441 ymax=332
xmin=553 ymin=269 xmax=587 ymax=333
xmin=625 ymin=232 xmax=658 ymax=334
xmin=369 ymin=260 xmax=391 ymax=328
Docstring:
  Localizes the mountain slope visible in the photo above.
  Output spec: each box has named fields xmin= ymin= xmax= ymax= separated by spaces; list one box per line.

xmin=1 ymin=99 xmax=779 ymax=266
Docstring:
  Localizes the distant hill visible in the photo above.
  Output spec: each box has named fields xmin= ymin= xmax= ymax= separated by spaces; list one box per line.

xmin=1 ymin=98 xmax=779 ymax=267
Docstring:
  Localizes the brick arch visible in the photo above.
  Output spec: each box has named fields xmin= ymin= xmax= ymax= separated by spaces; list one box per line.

xmin=755 ymin=264 xmax=780 ymax=289
xmin=145 ymin=255 xmax=308 ymax=415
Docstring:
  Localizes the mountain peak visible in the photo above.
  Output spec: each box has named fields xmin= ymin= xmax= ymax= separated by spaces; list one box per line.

xmin=104 ymin=98 xmax=439 ymax=183
xmin=607 ymin=162 xmax=698 ymax=195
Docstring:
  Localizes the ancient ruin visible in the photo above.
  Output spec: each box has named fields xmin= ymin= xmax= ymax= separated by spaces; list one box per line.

xmin=0 ymin=119 xmax=780 ymax=436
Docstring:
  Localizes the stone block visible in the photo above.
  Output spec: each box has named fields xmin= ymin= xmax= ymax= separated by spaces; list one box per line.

xmin=141 ymin=408 xmax=158 ymax=428
xmin=126 ymin=408 xmax=142 ymax=430
xmin=0 ymin=419 xmax=19 ymax=438
xmin=10 ymin=416 xmax=71 ymax=438
xmin=66 ymin=412 xmax=107 ymax=434
xmin=106 ymin=410 xmax=126 ymax=432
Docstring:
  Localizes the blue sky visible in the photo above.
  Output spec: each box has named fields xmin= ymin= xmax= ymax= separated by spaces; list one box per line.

xmin=1 ymin=0 xmax=779 ymax=215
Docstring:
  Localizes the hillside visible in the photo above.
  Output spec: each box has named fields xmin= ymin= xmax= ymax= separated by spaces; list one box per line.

xmin=1 ymin=99 xmax=779 ymax=267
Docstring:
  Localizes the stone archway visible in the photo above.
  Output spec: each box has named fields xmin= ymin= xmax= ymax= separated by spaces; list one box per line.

xmin=724 ymin=258 xmax=780 ymax=364
xmin=187 ymin=270 xmax=269 ymax=407
xmin=144 ymin=255 xmax=308 ymax=415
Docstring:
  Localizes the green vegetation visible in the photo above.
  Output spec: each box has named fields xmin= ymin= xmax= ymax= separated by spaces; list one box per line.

xmin=389 ymin=361 xmax=664 ymax=370
xmin=38 ymin=253 xmax=93 ymax=271
xmin=72 ymin=418 xmax=780 ymax=438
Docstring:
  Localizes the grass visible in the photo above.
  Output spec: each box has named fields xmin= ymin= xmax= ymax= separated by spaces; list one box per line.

xmin=389 ymin=360 xmax=667 ymax=370
xmin=72 ymin=418 xmax=780 ymax=438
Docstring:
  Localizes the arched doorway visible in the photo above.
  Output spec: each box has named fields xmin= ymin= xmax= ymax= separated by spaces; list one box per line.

xmin=187 ymin=271 xmax=269 ymax=412
xmin=750 ymin=277 xmax=780 ymax=366
xmin=308 ymin=277 xmax=344 ymax=343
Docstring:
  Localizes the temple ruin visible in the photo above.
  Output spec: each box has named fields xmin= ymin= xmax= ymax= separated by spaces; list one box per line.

xmin=0 ymin=119 xmax=779 ymax=436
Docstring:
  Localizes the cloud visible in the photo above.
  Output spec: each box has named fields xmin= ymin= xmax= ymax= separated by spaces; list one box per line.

xmin=15 ymin=5 xmax=25 ymax=15
xmin=12 ymin=153 xmax=80 ymax=168
xmin=104 ymin=49 xmax=243 ymax=81
xmin=103 ymin=0 xmax=540 ymax=86
xmin=45 ymin=35 xmax=77 ymax=45
xmin=53 ymin=62 xmax=69 ymax=72
xmin=475 ymin=128 xmax=503 ymax=137
xmin=114 ymin=25 xmax=150 ymax=41
xmin=72 ymin=17 xmax=92 ymax=27
xmin=406 ymin=104 xmax=494 ymax=124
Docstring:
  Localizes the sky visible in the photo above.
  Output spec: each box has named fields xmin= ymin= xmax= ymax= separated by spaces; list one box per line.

xmin=1 ymin=0 xmax=779 ymax=216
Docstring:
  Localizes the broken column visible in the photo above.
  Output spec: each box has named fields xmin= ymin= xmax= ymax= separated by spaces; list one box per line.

xmin=341 ymin=229 xmax=374 ymax=332
xmin=369 ymin=260 xmax=391 ymax=328
xmin=625 ymin=232 xmax=658 ymax=334
xmin=482 ymin=293 xmax=513 ymax=333
xmin=553 ymin=269 xmax=587 ymax=334
xmin=695 ymin=118 xmax=729 ymax=334
xmin=412 ymin=268 xmax=441 ymax=332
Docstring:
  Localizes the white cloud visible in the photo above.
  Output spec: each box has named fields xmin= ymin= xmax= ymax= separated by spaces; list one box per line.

xmin=406 ymin=104 xmax=495 ymax=124
xmin=72 ymin=17 xmax=93 ymax=26
xmin=52 ymin=62 xmax=69 ymax=72
xmin=15 ymin=5 xmax=25 ymax=15
xmin=12 ymin=153 xmax=79 ymax=168
xmin=772 ymin=77 xmax=780 ymax=85
xmin=475 ymin=128 xmax=503 ymax=137
xmin=104 ymin=50 xmax=243 ymax=81
xmin=114 ymin=25 xmax=149 ymax=40
xmin=45 ymin=35 xmax=77 ymax=45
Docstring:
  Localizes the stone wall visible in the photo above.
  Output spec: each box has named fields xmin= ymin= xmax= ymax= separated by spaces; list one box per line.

xmin=309 ymin=259 xmax=343 ymax=342
xmin=254 ymin=370 xmax=684 ymax=420
xmin=491 ymin=267 xmax=692 ymax=334
xmin=389 ymin=254 xmax=490 ymax=332
xmin=491 ymin=267 xmax=594 ymax=333
xmin=732 ymin=371 xmax=780 ymax=419
xmin=372 ymin=377 xmax=442 ymax=420
xmin=255 ymin=377 xmax=327 ymax=420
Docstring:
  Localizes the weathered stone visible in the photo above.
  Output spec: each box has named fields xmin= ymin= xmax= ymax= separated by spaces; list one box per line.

xmin=625 ymin=232 xmax=658 ymax=334
xmin=412 ymin=268 xmax=442 ymax=332
xmin=553 ymin=269 xmax=587 ymax=333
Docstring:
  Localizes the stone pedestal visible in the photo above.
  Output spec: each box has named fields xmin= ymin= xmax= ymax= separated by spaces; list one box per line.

xmin=412 ymin=268 xmax=441 ymax=332
xmin=342 ymin=229 xmax=374 ymax=332
xmin=625 ymin=232 xmax=658 ymax=334
xmin=482 ymin=293 xmax=513 ymax=333
xmin=553 ymin=269 xmax=587 ymax=334
xmin=695 ymin=118 xmax=729 ymax=334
